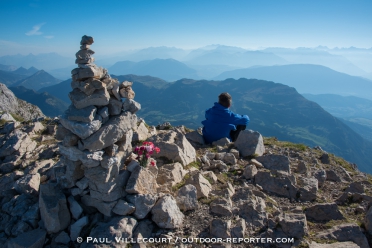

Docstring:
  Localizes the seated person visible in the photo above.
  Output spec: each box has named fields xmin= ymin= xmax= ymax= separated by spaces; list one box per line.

xmin=202 ymin=92 xmax=250 ymax=144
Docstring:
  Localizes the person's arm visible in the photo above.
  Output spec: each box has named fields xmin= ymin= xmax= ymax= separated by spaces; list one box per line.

xmin=229 ymin=112 xmax=250 ymax=125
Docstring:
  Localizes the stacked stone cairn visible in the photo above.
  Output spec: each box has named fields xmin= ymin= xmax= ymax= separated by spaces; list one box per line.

xmin=52 ymin=35 xmax=147 ymax=240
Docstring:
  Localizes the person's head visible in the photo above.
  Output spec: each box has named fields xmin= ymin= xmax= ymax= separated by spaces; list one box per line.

xmin=218 ymin=92 xmax=232 ymax=108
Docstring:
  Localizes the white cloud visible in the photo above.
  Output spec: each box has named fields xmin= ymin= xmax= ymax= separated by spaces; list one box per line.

xmin=25 ymin=23 xmax=45 ymax=36
xmin=44 ymin=35 xmax=54 ymax=39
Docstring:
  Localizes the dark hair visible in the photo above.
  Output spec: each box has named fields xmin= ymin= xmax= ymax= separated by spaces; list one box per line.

xmin=218 ymin=92 xmax=232 ymax=108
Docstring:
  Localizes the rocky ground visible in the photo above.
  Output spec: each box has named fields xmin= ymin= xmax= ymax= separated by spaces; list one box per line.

xmin=0 ymin=118 xmax=371 ymax=248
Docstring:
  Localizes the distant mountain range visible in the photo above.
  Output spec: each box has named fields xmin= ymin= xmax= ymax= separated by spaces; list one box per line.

xmin=303 ymin=94 xmax=372 ymax=142
xmin=0 ymin=53 xmax=72 ymax=71
xmin=9 ymin=86 xmax=69 ymax=117
xmin=215 ymin=64 xmax=372 ymax=100
xmin=12 ymin=70 xmax=62 ymax=91
xmin=109 ymin=59 xmax=199 ymax=81
xmin=3 ymin=45 xmax=372 ymax=80
xmin=39 ymin=75 xmax=372 ymax=173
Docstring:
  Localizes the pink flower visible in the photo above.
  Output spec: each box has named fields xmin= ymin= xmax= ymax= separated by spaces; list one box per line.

xmin=150 ymin=160 xmax=156 ymax=166
xmin=155 ymin=147 xmax=160 ymax=153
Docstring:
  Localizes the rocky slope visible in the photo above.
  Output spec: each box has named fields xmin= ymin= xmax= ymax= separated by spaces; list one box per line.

xmin=0 ymin=83 xmax=45 ymax=122
xmin=0 ymin=36 xmax=371 ymax=248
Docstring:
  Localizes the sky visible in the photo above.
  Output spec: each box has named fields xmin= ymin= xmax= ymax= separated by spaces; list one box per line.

xmin=0 ymin=0 xmax=371 ymax=57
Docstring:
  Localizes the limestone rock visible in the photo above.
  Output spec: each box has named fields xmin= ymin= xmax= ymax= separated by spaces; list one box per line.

xmin=364 ymin=206 xmax=372 ymax=235
xmin=70 ymin=216 xmax=88 ymax=241
xmin=126 ymin=166 xmax=158 ymax=194
xmin=234 ymin=190 xmax=267 ymax=230
xmin=210 ymin=219 xmax=231 ymax=239
xmin=315 ymin=223 xmax=369 ymax=248
xmin=86 ymin=216 xmax=137 ymax=245
xmin=223 ymin=153 xmax=237 ymax=165
xmin=231 ymin=218 xmax=246 ymax=239
xmin=309 ymin=241 xmax=360 ymax=248
xmin=120 ymin=86 xmax=135 ymax=99
xmin=6 ymin=228 xmax=46 ymax=248
xmin=81 ymin=195 xmax=116 ymax=217
xmin=255 ymin=171 xmax=297 ymax=199
xmin=55 ymin=231 xmax=70 ymax=245
xmin=185 ymin=172 xmax=212 ymax=199
xmin=126 ymin=194 xmax=158 ymax=219
xmin=243 ymin=164 xmax=257 ymax=179
xmin=71 ymin=79 xmax=105 ymax=96
xmin=176 ymin=184 xmax=198 ymax=211
xmin=60 ymin=115 xmax=102 ymax=139
xmin=68 ymin=195 xmax=83 ymax=220
xmin=212 ymin=137 xmax=230 ymax=147
xmin=279 ymin=213 xmax=308 ymax=239
xmin=14 ymin=173 xmax=40 ymax=195
xmin=82 ymin=111 xmax=137 ymax=151
xmin=69 ymin=88 xmax=109 ymax=109
xmin=210 ymin=197 xmax=233 ymax=217
xmin=113 ymin=200 xmax=135 ymax=215
xmin=157 ymin=162 xmax=187 ymax=187
xmin=256 ymin=154 xmax=290 ymax=173
xmin=0 ymin=83 xmax=45 ymax=121
xmin=132 ymin=122 xmax=149 ymax=142
xmin=185 ymin=130 xmax=205 ymax=145
xmin=71 ymin=64 xmax=104 ymax=81
xmin=151 ymin=195 xmax=184 ymax=229
xmin=234 ymin=130 xmax=265 ymax=157
xmin=0 ymin=129 xmax=36 ymax=157
xmin=65 ymin=104 xmax=97 ymax=123
xmin=148 ymin=130 xmax=196 ymax=166
xmin=297 ymin=176 xmax=318 ymax=202
xmin=123 ymin=98 xmax=141 ymax=114
xmin=39 ymin=183 xmax=71 ymax=233
xmin=108 ymin=98 xmax=123 ymax=116
xmin=306 ymin=203 xmax=344 ymax=222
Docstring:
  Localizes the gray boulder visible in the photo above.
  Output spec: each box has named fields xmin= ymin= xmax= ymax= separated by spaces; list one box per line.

xmin=176 ymin=184 xmax=198 ymax=211
xmin=0 ymin=129 xmax=37 ymax=157
xmin=69 ymin=88 xmax=110 ymax=109
xmin=210 ymin=219 xmax=231 ymax=239
xmin=315 ymin=223 xmax=369 ymax=248
xmin=108 ymin=98 xmax=123 ymax=116
xmin=123 ymin=99 xmax=141 ymax=114
xmin=306 ymin=203 xmax=344 ymax=222
xmin=81 ymin=195 xmax=117 ymax=217
xmin=39 ymin=183 xmax=71 ymax=233
xmin=70 ymin=216 xmax=88 ymax=241
xmin=148 ymin=130 xmax=196 ymax=166
xmin=125 ymin=166 xmax=158 ymax=194
xmin=126 ymin=194 xmax=158 ymax=219
xmin=255 ymin=171 xmax=297 ymax=199
xmin=256 ymin=154 xmax=290 ymax=173
xmin=113 ymin=200 xmax=135 ymax=215
xmin=234 ymin=130 xmax=265 ymax=157
xmin=14 ymin=173 xmax=40 ymax=195
xmin=6 ymin=228 xmax=46 ymax=248
xmin=365 ymin=206 xmax=372 ymax=235
xmin=60 ymin=115 xmax=102 ymax=139
xmin=210 ymin=197 xmax=233 ymax=217
xmin=85 ymin=216 xmax=137 ymax=246
xmin=65 ymin=104 xmax=97 ymax=123
xmin=279 ymin=213 xmax=308 ymax=239
xmin=185 ymin=172 xmax=212 ymax=199
xmin=68 ymin=196 xmax=83 ymax=220
xmin=243 ymin=164 xmax=257 ymax=179
xmin=185 ymin=130 xmax=205 ymax=145
xmin=151 ymin=195 xmax=184 ymax=229
xmin=81 ymin=111 xmax=137 ymax=151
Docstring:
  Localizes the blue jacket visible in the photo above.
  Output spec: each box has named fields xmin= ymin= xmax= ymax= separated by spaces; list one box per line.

xmin=202 ymin=102 xmax=250 ymax=144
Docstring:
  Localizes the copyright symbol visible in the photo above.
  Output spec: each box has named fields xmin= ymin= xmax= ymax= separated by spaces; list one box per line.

xmin=77 ymin=237 xmax=83 ymax=243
